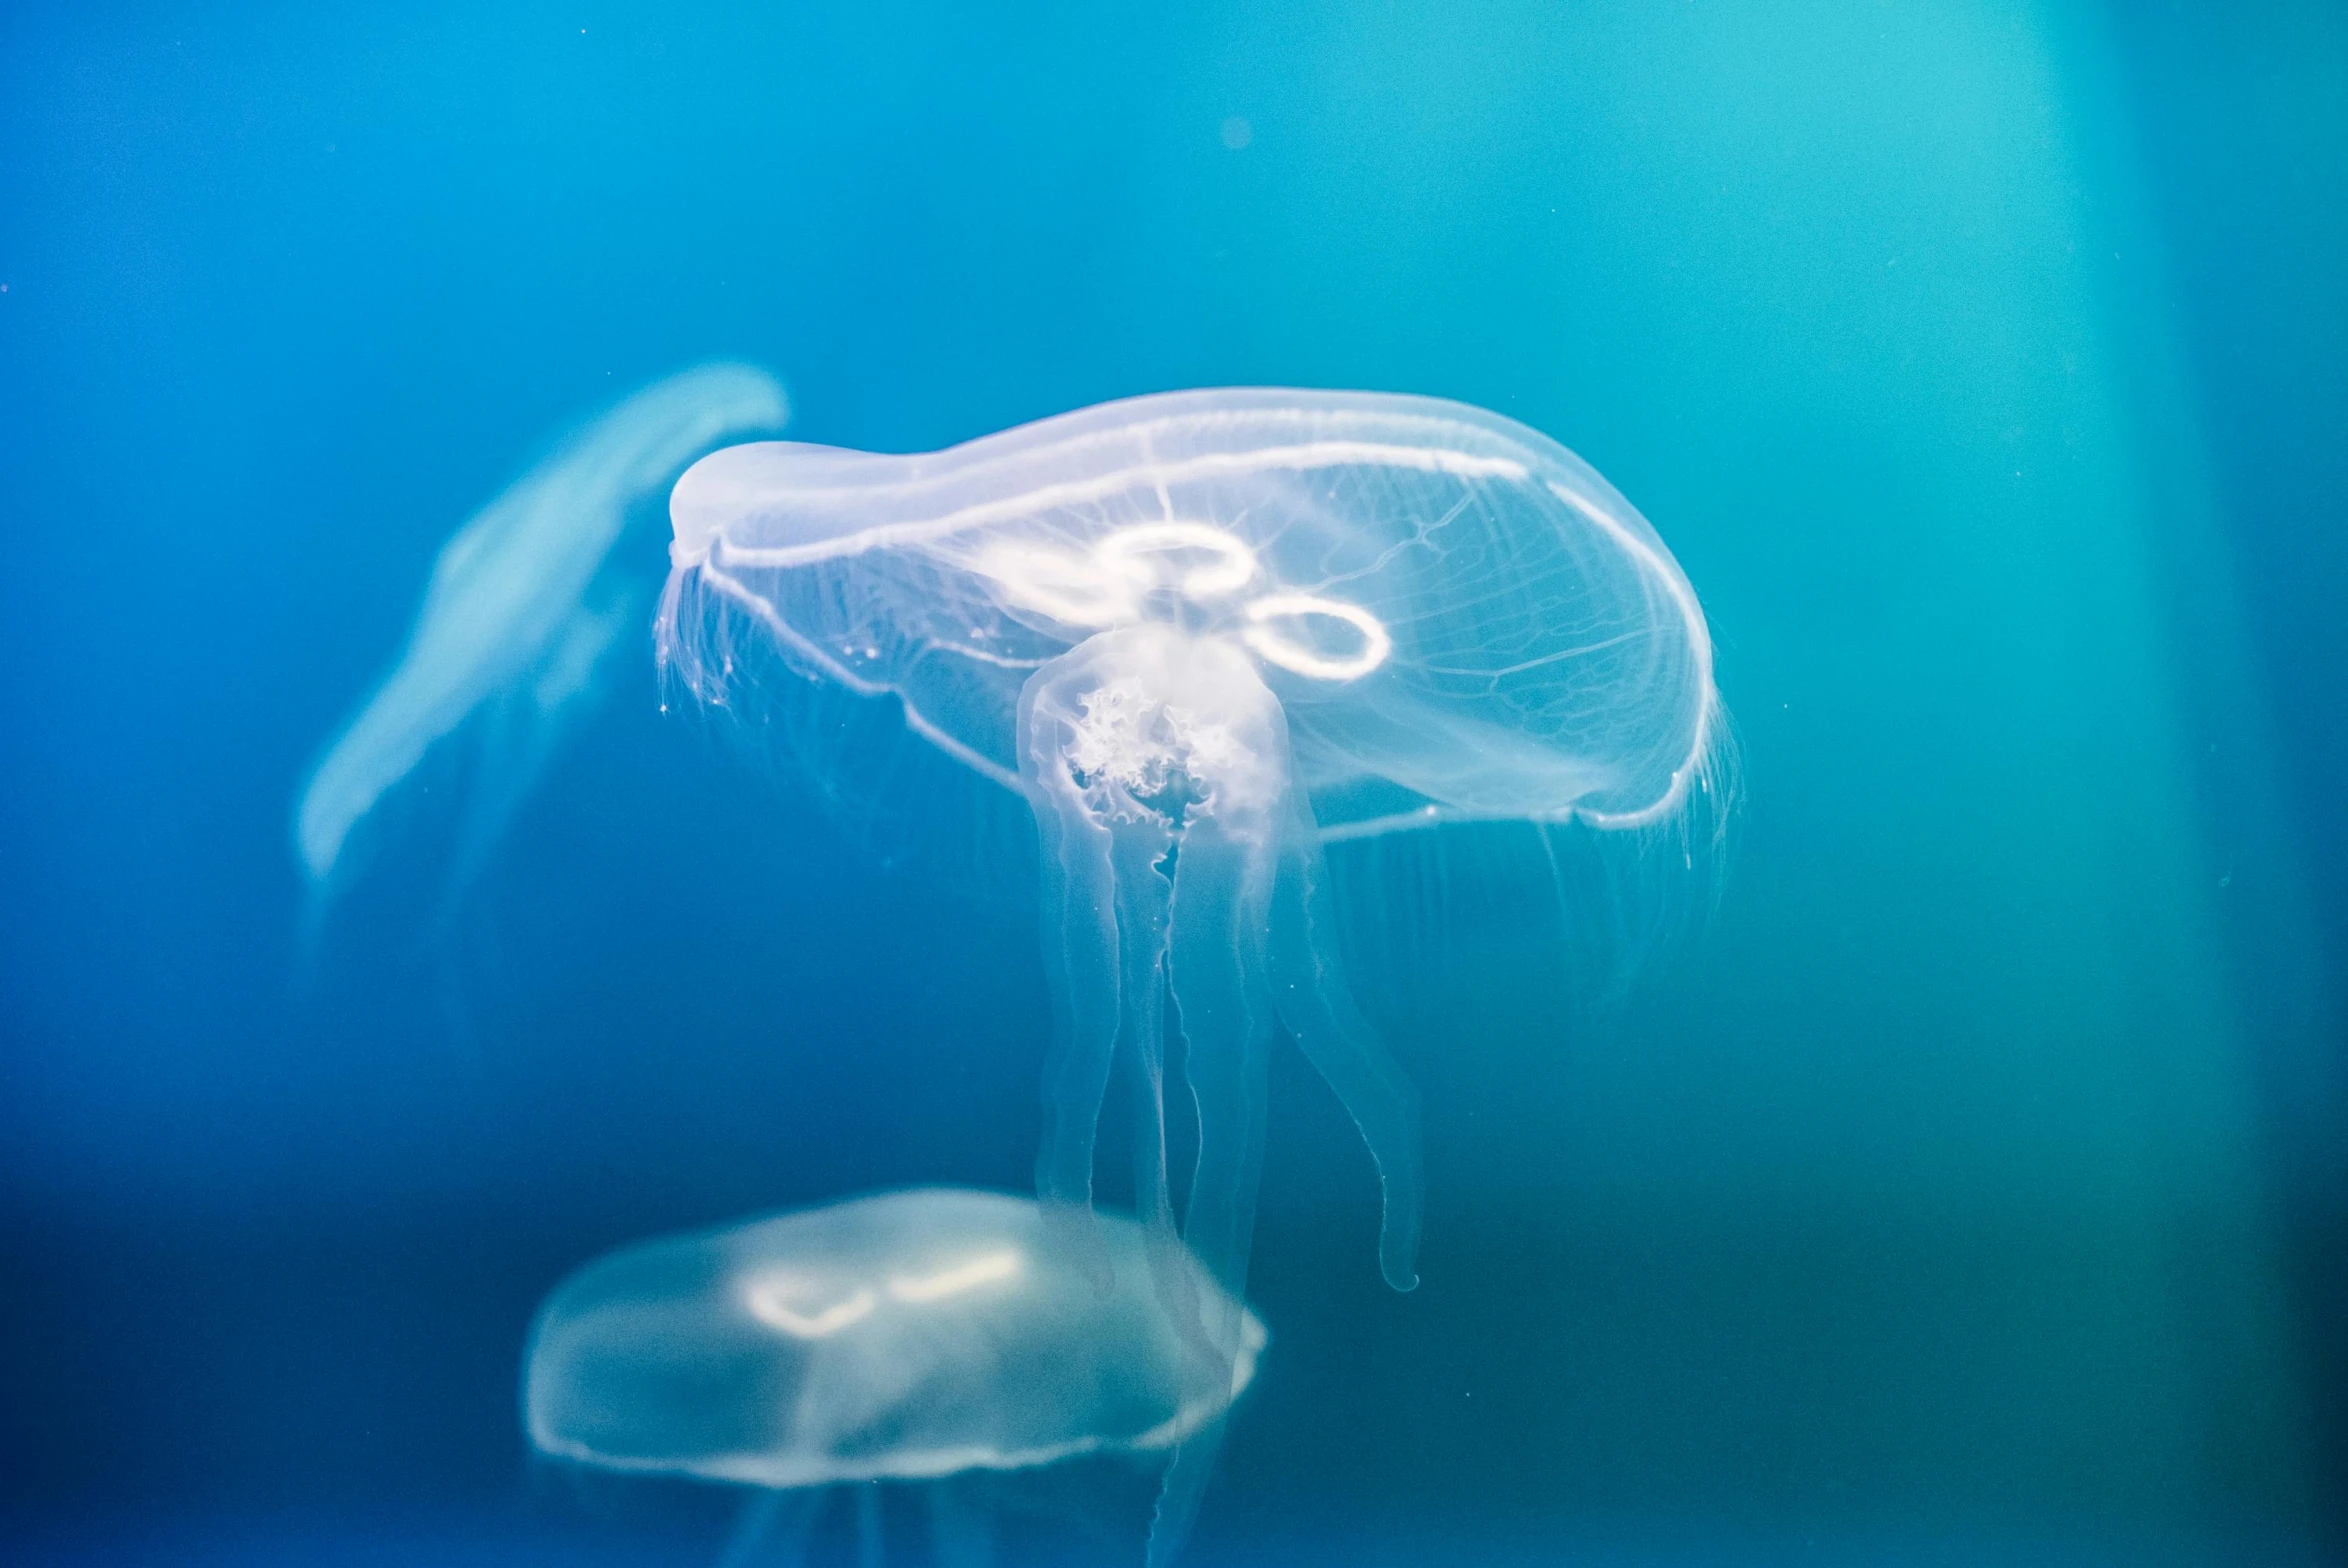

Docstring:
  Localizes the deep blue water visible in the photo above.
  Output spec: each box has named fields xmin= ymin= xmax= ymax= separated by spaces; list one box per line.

xmin=4 ymin=3 xmax=2345 ymax=1564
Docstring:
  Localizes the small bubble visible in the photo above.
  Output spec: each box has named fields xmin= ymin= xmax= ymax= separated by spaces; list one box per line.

xmin=1219 ymin=116 xmax=1253 ymax=151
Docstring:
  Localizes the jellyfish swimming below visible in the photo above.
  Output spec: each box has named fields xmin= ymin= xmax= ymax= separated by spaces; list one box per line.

xmin=658 ymin=388 xmax=1725 ymax=1312
xmin=525 ymin=1188 xmax=1266 ymax=1567
xmin=292 ymin=363 xmax=789 ymax=917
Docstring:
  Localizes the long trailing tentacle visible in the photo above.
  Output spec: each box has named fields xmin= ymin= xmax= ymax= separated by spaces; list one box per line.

xmin=1147 ymin=1432 xmax=1226 ymax=1568
xmin=1146 ymin=789 xmax=1279 ymax=1568
xmin=1018 ymin=676 xmax=1123 ymax=1281
xmin=1110 ymin=818 xmax=1179 ymax=1251
xmin=1167 ymin=812 xmax=1275 ymax=1304
xmin=1017 ymin=625 xmax=1418 ymax=1568
xmin=1267 ymin=790 xmax=1425 ymax=1292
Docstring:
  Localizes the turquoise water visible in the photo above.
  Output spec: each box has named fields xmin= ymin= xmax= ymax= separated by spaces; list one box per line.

xmin=3 ymin=3 xmax=2344 ymax=1564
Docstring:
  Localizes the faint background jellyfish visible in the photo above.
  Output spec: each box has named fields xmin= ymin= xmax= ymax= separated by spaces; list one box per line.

xmin=525 ymin=1187 xmax=1265 ymax=1568
xmin=291 ymin=363 xmax=789 ymax=933
xmin=658 ymin=388 xmax=1726 ymax=1321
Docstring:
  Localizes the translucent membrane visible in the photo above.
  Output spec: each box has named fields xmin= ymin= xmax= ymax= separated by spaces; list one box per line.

xmin=525 ymin=1189 xmax=1264 ymax=1488
xmin=295 ymin=363 xmax=788 ymax=892
xmin=661 ymin=388 xmax=1720 ymax=1563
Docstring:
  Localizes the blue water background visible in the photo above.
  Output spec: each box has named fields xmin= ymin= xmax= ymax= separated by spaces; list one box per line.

xmin=3 ymin=3 xmax=2345 ymax=1563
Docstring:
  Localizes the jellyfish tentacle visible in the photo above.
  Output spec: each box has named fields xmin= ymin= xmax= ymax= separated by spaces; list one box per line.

xmin=1088 ymin=755 xmax=1228 ymax=1369
xmin=1026 ymin=627 xmax=1421 ymax=1294
xmin=1266 ymin=792 xmax=1425 ymax=1292
xmin=1030 ymin=785 xmax=1119 ymax=1214
xmin=1106 ymin=809 xmax=1180 ymax=1250
xmin=1145 ymin=814 xmax=1274 ymax=1568
xmin=1147 ymin=1429 xmax=1227 ymax=1568
xmin=1166 ymin=810 xmax=1274 ymax=1305
xmin=1017 ymin=673 xmax=1123 ymax=1277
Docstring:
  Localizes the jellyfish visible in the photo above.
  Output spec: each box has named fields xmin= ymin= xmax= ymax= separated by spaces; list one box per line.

xmin=657 ymin=389 xmax=1723 ymax=1312
xmin=525 ymin=1187 xmax=1266 ymax=1567
xmin=292 ymin=363 xmax=789 ymax=917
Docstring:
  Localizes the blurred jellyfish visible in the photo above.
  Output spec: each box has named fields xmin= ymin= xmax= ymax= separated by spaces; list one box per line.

xmin=292 ymin=364 xmax=789 ymax=918
xmin=526 ymin=1188 xmax=1265 ymax=1568
xmin=658 ymin=389 xmax=1724 ymax=1311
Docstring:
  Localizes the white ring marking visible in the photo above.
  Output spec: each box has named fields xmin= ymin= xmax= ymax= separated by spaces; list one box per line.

xmin=1093 ymin=522 xmax=1258 ymax=598
xmin=1242 ymin=593 xmax=1392 ymax=681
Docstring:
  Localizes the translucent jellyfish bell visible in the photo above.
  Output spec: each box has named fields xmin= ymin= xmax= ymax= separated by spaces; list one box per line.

xmin=525 ymin=1189 xmax=1265 ymax=1566
xmin=659 ymin=388 xmax=1724 ymax=1306
xmin=292 ymin=364 xmax=788 ymax=915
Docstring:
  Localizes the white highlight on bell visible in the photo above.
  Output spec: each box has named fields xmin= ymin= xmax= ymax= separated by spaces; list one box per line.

xmin=971 ymin=538 xmax=1135 ymax=626
xmin=1242 ymin=593 xmax=1393 ymax=681
xmin=886 ymin=1249 xmax=1023 ymax=1304
xmin=965 ymin=522 xmax=1387 ymax=684
xmin=678 ymin=437 xmax=1530 ymax=571
xmin=743 ymin=1275 xmax=878 ymax=1340
xmin=743 ymin=1251 xmax=1023 ymax=1338
xmin=975 ymin=522 xmax=1263 ymax=630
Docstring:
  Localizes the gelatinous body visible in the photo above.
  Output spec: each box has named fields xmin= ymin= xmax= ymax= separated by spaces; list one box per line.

xmin=528 ymin=1188 xmax=1262 ymax=1483
xmin=663 ymin=390 xmax=1714 ymax=839
xmin=662 ymin=389 xmax=1721 ymax=1562
xmin=294 ymin=364 xmax=788 ymax=903
xmin=526 ymin=1188 xmax=1264 ymax=1565
xmin=663 ymin=385 xmax=1719 ymax=1274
